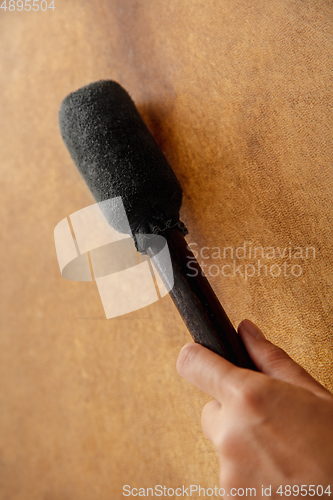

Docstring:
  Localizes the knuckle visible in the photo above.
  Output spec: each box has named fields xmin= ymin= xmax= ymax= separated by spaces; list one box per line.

xmin=218 ymin=430 xmax=246 ymax=464
xmin=233 ymin=375 xmax=270 ymax=414
xmin=242 ymin=387 xmax=263 ymax=411
xmin=263 ymin=343 xmax=289 ymax=369
xmin=201 ymin=402 xmax=213 ymax=427
xmin=220 ymin=431 xmax=240 ymax=455
xmin=176 ymin=343 xmax=198 ymax=375
xmin=203 ymin=399 xmax=219 ymax=416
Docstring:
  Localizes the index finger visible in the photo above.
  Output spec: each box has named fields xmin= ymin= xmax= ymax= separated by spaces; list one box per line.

xmin=176 ymin=342 xmax=250 ymax=403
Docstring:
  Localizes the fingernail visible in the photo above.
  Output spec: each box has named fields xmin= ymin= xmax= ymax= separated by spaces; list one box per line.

xmin=240 ymin=319 xmax=265 ymax=340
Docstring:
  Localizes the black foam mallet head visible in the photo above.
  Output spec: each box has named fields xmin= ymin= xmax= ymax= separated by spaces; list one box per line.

xmin=59 ymin=80 xmax=187 ymax=252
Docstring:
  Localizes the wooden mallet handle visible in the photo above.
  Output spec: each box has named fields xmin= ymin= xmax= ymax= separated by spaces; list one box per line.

xmin=147 ymin=228 xmax=257 ymax=370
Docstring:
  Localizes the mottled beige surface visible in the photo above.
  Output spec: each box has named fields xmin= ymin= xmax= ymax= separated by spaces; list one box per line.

xmin=0 ymin=0 xmax=332 ymax=498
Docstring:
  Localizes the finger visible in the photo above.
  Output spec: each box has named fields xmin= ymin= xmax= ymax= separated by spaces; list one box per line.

xmin=176 ymin=342 xmax=247 ymax=402
xmin=201 ymin=399 xmax=222 ymax=443
xmin=238 ymin=319 xmax=332 ymax=399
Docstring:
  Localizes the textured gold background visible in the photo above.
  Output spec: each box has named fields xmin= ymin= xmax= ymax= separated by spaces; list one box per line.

xmin=0 ymin=1 xmax=332 ymax=498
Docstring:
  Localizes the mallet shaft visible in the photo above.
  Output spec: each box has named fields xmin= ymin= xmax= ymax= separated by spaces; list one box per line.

xmin=147 ymin=228 xmax=257 ymax=370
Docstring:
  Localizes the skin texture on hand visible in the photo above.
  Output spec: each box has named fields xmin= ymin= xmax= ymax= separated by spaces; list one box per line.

xmin=176 ymin=320 xmax=333 ymax=498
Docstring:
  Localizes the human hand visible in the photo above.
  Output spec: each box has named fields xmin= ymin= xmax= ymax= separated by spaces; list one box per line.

xmin=176 ymin=319 xmax=333 ymax=498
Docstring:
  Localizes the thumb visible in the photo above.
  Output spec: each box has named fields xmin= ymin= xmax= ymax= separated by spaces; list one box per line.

xmin=238 ymin=319 xmax=331 ymax=399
